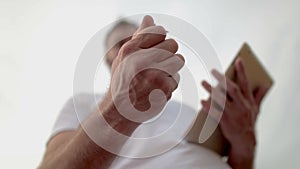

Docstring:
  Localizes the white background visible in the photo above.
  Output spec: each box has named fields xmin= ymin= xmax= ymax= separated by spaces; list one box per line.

xmin=1 ymin=0 xmax=299 ymax=168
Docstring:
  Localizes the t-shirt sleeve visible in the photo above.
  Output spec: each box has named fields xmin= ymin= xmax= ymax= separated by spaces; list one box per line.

xmin=49 ymin=93 xmax=102 ymax=140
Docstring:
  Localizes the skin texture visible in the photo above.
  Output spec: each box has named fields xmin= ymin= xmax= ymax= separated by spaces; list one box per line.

xmin=38 ymin=15 xmax=184 ymax=169
xmin=201 ymin=58 xmax=269 ymax=169
xmin=39 ymin=15 xmax=269 ymax=169
xmin=109 ymin=23 xmax=183 ymax=122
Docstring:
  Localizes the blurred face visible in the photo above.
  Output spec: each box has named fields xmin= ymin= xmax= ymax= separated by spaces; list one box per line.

xmin=105 ymin=24 xmax=137 ymax=68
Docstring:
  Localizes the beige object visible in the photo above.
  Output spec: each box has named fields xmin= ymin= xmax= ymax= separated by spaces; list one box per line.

xmin=226 ymin=43 xmax=273 ymax=90
xmin=186 ymin=43 xmax=274 ymax=155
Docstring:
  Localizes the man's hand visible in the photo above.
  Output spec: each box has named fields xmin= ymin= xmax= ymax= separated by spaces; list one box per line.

xmin=201 ymin=58 xmax=269 ymax=169
xmin=39 ymin=15 xmax=185 ymax=169
xmin=107 ymin=15 xmax=185 ymax=123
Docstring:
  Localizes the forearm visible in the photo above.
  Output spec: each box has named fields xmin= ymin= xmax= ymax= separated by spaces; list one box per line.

xmin=39 ymin=92 xmax=140 ymax=169
xmin=39 ymin=128 xmax=115 ymax=169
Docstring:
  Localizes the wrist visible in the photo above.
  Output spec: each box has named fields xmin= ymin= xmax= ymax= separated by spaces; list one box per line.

xmin=100 ymin=90 xmax=140 ymax=135
xmin=228 ymin=131 xmax=256 ymax=169
xmin=228 ymin=147 xmax=255 ymax=169
xmin=230 ymin=129 xmax=256 ymax=153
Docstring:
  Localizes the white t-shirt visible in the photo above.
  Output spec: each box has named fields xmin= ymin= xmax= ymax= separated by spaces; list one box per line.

xmin=50 ymin=93 xmax=231 ymax=169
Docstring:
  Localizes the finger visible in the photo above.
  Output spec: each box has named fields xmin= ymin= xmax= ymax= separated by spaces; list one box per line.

xmin=153 ymin=39 xmax=178 ymax=54
xmin=171 ymin=73 xmax=180 ymax=84
xmin=161 ymin=76 xmax=179 ymax=100
xmin=254 ymin=85 xmax=270 ymax=107
xmin=201 ymin=100 xmax=223 ymax=121
xmin=211 ymin=88 xmax=229 ymax=112
xmin=136 ymin=15 xmax=155 ymax=33
xmin=120 ymin=25 xmax=166 ymax=56
xmin=157 ymin=54 xmax=185 ymax=75
xmin=202 ymin=80 xmax=212 ymax=94
xmin=211 ymin=69 xmax=226 ymax=88
xmin=215 ymin=84 xmax=227 ymax=97
xmin=167 ymin=75 xmax=179 ymax=91
xmin=201 ymin=99 xmax=210 ymax=113
xmin=235 ymin=58 xmax=253 ymax=102
xmin=144 ymin=71 xmax=177 ymax=101
xmin=212 ymin=69 xmax=243 ymax=103
xmin=202 ymin=83 xmax=232 ymax=118
xmin=135 ymin=25 xmax=166 ymax=48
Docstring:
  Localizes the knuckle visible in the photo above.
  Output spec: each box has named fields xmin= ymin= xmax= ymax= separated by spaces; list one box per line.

xmin=174 ymin=56 xmax=185 ymax=71
xmin=161 ymin=80 xmax=172 ymax=91
xmin=176 ymin=54 xmax=185 ymax=63
xmin=162 ymin=85 xmax=173 ymax=100
xmin=168 ymin=39 xmax=179 ymax=51
xmin=119 ymin=42 xmax=135 ymax=57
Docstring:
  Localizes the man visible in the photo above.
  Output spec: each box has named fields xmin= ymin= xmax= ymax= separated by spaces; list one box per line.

xmin=38 ymin=15 xmax=269 ymax=169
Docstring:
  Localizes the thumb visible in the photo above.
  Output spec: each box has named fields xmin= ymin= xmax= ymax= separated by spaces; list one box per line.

xmin=131 ymin=15 xmax=166 ymax=48
xmin=135 ymin=15 xmax=155 ymax=33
